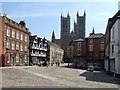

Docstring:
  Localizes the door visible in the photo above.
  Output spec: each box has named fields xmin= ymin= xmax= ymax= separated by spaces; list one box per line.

xmin=11 ymin=57 xmax=14 ymax=66
xmin=20 ymin=56 xmax=23 ymax=65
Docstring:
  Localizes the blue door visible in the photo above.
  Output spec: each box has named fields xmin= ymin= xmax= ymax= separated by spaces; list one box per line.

xmin=11 ymin=57 xmax=14 ymax=66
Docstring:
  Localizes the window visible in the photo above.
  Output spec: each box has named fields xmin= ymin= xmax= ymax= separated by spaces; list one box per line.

xmin=90 ymin=39 xmax=93 ymax=44
xmin=16 ymin=43 xmax=19 ymax=50
xmin=20 ymin=33 xmax=23 ymax=41
xmin=16 ymin=32 xmax=19 ymax=39
xmin=101 ymin=38 xmax=104 ymax=43
xmin=89 ymin=45 xmax=93 ymax=51
xmin=12 ymin=42 xmax=15 ymax=50
xmin=112 ymin=45 xmax=114 ymax=54
xmin=20 ymin=44 xmax=23 ymax=51
xmin=89 ymin=53 xmax=93 ymax=59
xmin=12 ymin=30 xmax=15 ymax=38
xmin=101 ymin=44 xmax=104 ymax=50
xmin=24 ymin=55 xmax=27 ymax=62
xmin=25 ymin=35 xmax=27 ymax=42
xmin=7 ymin=28 xmax=10 ymax=36
xmin=25 ymin=45 xmax=27 ymax=52
xmin=6 ymin=40 xmax=10 ymax=49
xmin=77 ymin=42 xmax=81 ymax=48
xmin=101 ymin=53 xmax=104 ymax=59
xmin=77 ymin=50 xmax=81 ymax=55
xmin=16 ymin=54 xmax=19 ymax=63
xmin=112 ymin=27 xmax=114 ymax=39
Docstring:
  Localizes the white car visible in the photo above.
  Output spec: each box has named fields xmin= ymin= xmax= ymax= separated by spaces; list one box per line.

xmin=87 ymin=66 xmax=94 ymax=72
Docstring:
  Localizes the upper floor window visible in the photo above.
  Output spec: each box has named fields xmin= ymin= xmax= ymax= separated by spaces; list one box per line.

xmin=100 ymin=53 xmax=104 ymax=59
xmin=77 ymin=50 xmax=81 ymax=55
xmin=21 ymin=33 xmax=23 ymax=41
xmin=101 ymin=38 xmax=104 ymax=43
xmin=16 ymin=42 xmax=19 ymax=50
xmin=77 ymin=42 xmax=81 ymax=48
xmin=6 ymin=40 xmax=10 ymax=49
xmin=100 ymin=44 xmax=104 ymax=50
xmin=11 ymin=42 xmax=15 ymax=50
xmin=111 ymin=45 xmax=114 ymax=54
xmin=25 ymin=35 xmax=27 ymax=42
xmin=16 ymin=32 xmax=19 ymax=39
xmin=89 ymin=39 xmax=93 ymax=44
xmin=25 ymin=45 xmax=27 ymax=52
xmin=112 ymin=27 xmax=114 ymax=39
xmin=7 ymin=28 xmax=10 ymax=36
xmin=12 ymin=30 xmax=15 ymax=38
xmin=89 ymin=45 xmax=93 ymax=51
xmin=20 ymin=44 xmax=23 ymax=51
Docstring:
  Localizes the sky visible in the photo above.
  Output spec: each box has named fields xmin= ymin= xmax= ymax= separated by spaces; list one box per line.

xmin=1 ymin=1 xmax=120 ymax=41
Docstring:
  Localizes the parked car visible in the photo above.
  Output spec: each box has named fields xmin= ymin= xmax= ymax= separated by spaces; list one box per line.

xmin=87 ymin=65 xmax=94 ymax=72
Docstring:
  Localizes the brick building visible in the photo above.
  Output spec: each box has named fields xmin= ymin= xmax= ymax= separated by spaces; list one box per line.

xmin=72 ymin=38 xmax=86 ymax=68
xmin=86 ymin=29 xmax=105 ymax=70
xmin=72 ymin=28 xmax=105 ymax=70
xmin=0 ymin=15 xmax=31 ymax=67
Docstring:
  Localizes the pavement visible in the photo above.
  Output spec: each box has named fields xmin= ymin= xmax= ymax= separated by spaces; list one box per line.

xmin=1 ymin=63 xmax=120 ymax=88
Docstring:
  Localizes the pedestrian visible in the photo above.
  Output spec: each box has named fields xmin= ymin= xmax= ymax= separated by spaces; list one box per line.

xmin=58 ymin=62 xmax=60 ymax=66
xmin=46 ymin=61 xmax=49 ymax=67
xmin=56 ymin=62 xmax=57 ymax=66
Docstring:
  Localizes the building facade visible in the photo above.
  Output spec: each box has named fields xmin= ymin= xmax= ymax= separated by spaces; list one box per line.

xmin=0 ymin=15 xmax=31 ymax=67
xmin=29 ymin=35 xmax=47 ymax=66
xmin=105 ymin=10 xmax=120 ymax=77
xmin=47 ymin=41 xmax=64 ymax=66
xmin=73 ymin=38 xmax=86 ymax=68
xmin=86 ymin=30 xmax=105 ymax=70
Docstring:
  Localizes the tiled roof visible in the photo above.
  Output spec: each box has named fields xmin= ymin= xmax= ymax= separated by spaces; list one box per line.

xmin=87 ymin=33 xmax=104 ymax=39
xmin=47 ymin=40 xmax=61 ymax=49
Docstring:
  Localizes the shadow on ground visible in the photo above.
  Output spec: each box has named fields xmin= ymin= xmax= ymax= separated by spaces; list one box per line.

xmin=80 ymin=71 xmax=120 ymax=85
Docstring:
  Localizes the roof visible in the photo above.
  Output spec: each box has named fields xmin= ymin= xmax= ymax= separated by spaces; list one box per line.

xmin=87 ymin=33 xmax=104 ymax=39
xmin=47 ymin=40 xmax=61 ymax=49
xmin=73 ymin=38 xmax=84 ymax=42
xmin=105 ymin=10 xmax=120 ymax=35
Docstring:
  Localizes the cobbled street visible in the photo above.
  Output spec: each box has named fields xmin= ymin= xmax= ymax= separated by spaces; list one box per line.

xmin=1 ymin=63 xmax=120 ymax=88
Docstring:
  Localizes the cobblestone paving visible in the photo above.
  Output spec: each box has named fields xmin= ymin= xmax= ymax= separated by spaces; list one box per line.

xmin=1 ymin=64 xmax=120 ymax=88
xmin=20 ymin=65 xmax=119 ymax=88
xmin=2 ymin=67 xmax=64 ymax=88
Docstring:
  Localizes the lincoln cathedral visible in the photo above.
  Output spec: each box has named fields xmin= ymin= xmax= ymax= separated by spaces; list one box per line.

xmin=51 ymin=11 xmax=86 ymax=62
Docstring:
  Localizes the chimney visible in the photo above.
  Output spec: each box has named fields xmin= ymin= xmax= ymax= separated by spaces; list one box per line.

xmin=19 ymin=21 xmax=26 ymax=26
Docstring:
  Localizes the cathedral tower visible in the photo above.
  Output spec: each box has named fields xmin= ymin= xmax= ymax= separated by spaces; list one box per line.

xmin=74 ymin=11 xmax=86 ymax=39
xmin=60 ymin=13 xmax=70 ymax=44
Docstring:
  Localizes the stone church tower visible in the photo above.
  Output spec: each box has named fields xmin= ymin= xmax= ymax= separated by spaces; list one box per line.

xmin=51 ymin=11 xmax=86 ymax=62
xmin=74 ymin=11 xmax=86 ymax=39
xmin=61 ymin=13 xmax=70 ymax=44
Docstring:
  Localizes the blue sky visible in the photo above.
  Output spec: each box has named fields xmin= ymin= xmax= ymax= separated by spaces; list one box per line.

xmin=1 ymin=2 xmax=119 ymax=40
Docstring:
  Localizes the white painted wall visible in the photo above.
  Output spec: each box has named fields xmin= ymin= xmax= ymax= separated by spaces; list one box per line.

xmin=110 ymin=19 xmax=120 ymax=74
xmin=117 ymin=19 xmax=120 ymax=74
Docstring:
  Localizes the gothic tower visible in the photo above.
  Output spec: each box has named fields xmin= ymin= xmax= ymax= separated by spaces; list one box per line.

xmin=60 ymin=13 xmax=70 ymax=44
xmin=60 ymin=13 xmax=71 ymax=61
xmin=74 ymin=11 xmax=86 ymax=39
xmin=51 ymin=30 xmax=55 ymax=42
